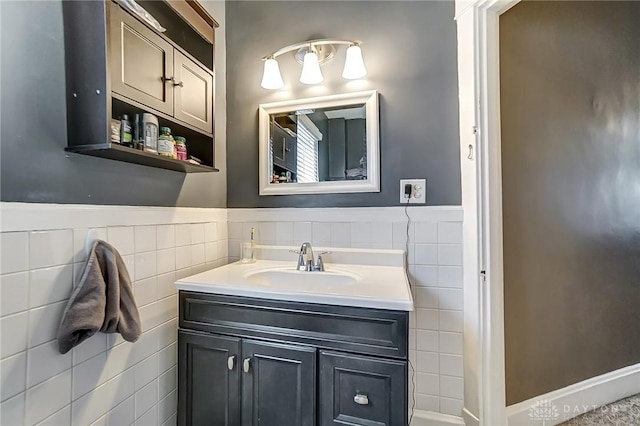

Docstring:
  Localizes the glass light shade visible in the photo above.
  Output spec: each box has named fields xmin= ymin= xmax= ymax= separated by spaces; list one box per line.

xmin=299 ymin=52 xmax=323 ymax=85
xmin=261 ymin=58 xmax=284 ymax=90
xmin=342 ymin=45 xmax=367 ymax=80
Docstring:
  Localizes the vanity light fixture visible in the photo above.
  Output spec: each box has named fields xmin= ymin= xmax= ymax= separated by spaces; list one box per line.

xmin=260 ymin=39 xmax=367 ymax=89
xmin=299 ymin=48 xmax=323 ymax=85
xmin=260 ymin=58 xmax=285 ymax=90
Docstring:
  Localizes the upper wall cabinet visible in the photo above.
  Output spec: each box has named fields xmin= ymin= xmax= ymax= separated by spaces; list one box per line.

xmin=173 ymin=50 xmax=214 ymax=132
xmin=63 ymin=0 xmax=218 ymax=173
xmin=109 ymin=4 xmax=175 ymax=117
xmin=109 ymin=4 xmax=213 ymax=133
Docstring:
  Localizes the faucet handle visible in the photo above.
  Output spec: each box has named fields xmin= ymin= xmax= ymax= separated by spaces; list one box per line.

xmin=316 ymin=251 xmax=331 ymax=272
xmin=290 ymin=249 xmax=306 ymax=270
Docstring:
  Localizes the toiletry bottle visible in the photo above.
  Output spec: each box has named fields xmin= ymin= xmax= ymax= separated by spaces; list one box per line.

xmin=142 ymin=113 xmax=158 ymax=153
xmin=133 ymin=114 xmax=142 ymax=149
xmin=175 ymin=137 xmax=187 ymax=160
xmin=172 ymin=137 xmax=178 ymax=159
xmin=120 ymin=114 xmax=133 ymax=148
xmin=250 ymin=227 xmax=255 ymax=254
xmin=158 ymin=127 xmax=174 ymax=157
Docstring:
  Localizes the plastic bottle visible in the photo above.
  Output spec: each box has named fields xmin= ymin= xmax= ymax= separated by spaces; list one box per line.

xmin=120 ymin=114 xmax=133 ymax=148
xmin=175 ymin=136 xmax=187 ymax=161
xmin=157 ymin=127 xmax=174 ymax=157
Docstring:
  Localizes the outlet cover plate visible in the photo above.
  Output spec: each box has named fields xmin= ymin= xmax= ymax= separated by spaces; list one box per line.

xmin=400 ymin=179 xmax=426 ymax=204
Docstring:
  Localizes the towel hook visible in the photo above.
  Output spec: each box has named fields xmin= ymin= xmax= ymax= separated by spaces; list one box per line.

xmin=84 ymin=229 xmax=97 ymax=258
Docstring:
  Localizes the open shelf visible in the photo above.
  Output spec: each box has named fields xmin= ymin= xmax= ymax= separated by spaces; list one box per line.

xmin=111 ymin=95 xmax=215 ymax=170
xmin=66 ymin=143 xmax=218 ymax=173
xmin=112 ymin=93 xmax=213 ymax=139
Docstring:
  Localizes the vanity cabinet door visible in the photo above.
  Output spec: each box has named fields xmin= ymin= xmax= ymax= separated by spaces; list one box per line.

xmin=178 ymin=330 xmax=241 ymax=426
xmin=241 ymin=340 xmax=316 ymax=426
xmin=109 ymin=2 xmax=174 ymax=116
xmin=318 ymin=351 xmax=407 ymax=426
xmin=173 ymin=50 xmax=214 ymax=133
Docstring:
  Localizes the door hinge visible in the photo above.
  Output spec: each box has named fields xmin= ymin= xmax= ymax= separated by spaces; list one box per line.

xmin=480 ymin=270 xmax=486 ymax=282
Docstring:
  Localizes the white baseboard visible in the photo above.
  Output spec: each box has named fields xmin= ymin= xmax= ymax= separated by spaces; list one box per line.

xmin=411 ymin=410 xmax=466 ymax=426
xmin=506 ymin=362 xmax=640 ymax=425
xmin=462 ymin=407 xmax=480 ymax=426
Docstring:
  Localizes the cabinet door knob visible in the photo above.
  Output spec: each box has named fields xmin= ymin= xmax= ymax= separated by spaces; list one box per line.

xmin=227 ymin=355 xmax=236 ymax=370
xmin=243 ymin=357 xmax=251 ymax=373
xmin=353 ymin=393 xmax=369 ymax=405
xmin=173 ymin=81 xmax=184 ymax=87
xmin=161 ymin=76 xmax=175 ymax=83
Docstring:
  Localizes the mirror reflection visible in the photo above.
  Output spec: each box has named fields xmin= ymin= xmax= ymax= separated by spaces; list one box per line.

xmin=269 ymin=104 xmax=367 ymax=184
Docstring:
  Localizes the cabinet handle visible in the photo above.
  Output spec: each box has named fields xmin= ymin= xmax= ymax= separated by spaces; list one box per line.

xmin=282 ymin=138 xmax=286 ymax=158
xmin=161 ymin=76 xmax=175 ymax=83
xmin=354 ymin=393 xmax=369 ymax=405
xmin=243 ymin=357 xmax=251 ymax=373
xmin=227 ymin=355 xmax=236 ymax=370
xmin=173 ymin=81 xmax=184 ymax=87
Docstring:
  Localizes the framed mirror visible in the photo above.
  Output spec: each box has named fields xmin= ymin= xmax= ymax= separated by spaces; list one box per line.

xmin=258 ymin=90 xmax=379 ymax=195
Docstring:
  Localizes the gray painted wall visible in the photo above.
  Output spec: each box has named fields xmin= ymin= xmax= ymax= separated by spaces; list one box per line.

xmin=226 ymin=1 xmax=460 ymax=208
xmin=500 ymin=1 xmax=640 ymax=405
xmin=0 ymin=1 xmax=227 ymax=208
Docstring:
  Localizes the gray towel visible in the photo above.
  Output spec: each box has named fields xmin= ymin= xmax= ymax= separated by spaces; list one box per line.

xmin=57 ymin=239 xmax=141 ymax=354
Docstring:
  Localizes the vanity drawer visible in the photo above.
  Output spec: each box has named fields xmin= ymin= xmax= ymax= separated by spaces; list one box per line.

xmin=319 ymin=351 xmax=407 ymax=426
xmin=179 ymin=291 xmax=408 ymax=359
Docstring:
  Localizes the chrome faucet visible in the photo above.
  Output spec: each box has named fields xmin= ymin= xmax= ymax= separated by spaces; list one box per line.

xmin=292 ymin=242 xmax=330 ymax=272
xmin=300 ymin=242 xmax=315 ymax=271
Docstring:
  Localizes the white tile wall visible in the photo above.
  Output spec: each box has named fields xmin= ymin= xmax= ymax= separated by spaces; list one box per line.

xmin=1 ymin=203 xmax=462 ymax=421
xmin=0 ymin=209 xmax=228 ymax=426
xmin=227 ymin=209 xmax=464 ymax=417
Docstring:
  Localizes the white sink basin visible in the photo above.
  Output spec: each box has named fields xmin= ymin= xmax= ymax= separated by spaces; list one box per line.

xmin=174 ymin=246 xmax=414 ymax=311
xmin=244 ymin=268 xmax=360 ymax=289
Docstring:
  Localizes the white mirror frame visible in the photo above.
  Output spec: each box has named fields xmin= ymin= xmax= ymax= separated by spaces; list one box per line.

xmin=258 ymin=90 xmax=380 ymax=196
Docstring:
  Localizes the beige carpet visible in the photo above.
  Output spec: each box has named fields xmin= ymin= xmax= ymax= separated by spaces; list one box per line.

xmin=560 ymin=394 xmax=640 ymax=425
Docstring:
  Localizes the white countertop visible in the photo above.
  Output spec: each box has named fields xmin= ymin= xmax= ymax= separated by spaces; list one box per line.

xmin=174 ymin=247 xmax=414 ymax=311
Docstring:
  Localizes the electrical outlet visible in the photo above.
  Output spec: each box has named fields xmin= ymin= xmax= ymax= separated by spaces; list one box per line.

xmin=400 ymin=179 xmax=426 ymax=204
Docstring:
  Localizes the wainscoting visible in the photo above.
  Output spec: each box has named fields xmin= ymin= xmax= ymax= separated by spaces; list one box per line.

xmin=0 ymin=203 xmax=228 ymax=426
xmin=0 ymin=203 xmax=464 ymax=424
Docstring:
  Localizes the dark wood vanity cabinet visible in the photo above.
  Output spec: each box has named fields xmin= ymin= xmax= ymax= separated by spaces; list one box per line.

xmin=179 ymin=332 xmax=241 ymax=426
xmin=179 ymin=331 xmax=316 ymax=426
xmin=242 ymin=340 xmax=316 ymax=426
xmin=178 ymin=292 xmax=409 ymax=426
xmin=319 ymin=352 xmax=407 ymax=426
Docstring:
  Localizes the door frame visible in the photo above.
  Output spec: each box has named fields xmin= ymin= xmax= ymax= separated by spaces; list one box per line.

xmin=458 ymin=0 xmax=520 ymax=424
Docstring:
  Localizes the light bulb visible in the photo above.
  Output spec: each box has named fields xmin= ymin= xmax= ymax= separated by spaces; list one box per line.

xmin=261 ymin=58 xmax=284 ymax=90
xmin=300 ymin=51 xmax=323 ymax=85
xmin=342 ymin=45 xmax=367 ymax=80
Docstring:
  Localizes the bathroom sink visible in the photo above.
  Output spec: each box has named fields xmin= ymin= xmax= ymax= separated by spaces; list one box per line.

xmin=244 ymin=268 xmax=360 ymax=289
xmin=174 ymin=246 xmax=414 ymax=311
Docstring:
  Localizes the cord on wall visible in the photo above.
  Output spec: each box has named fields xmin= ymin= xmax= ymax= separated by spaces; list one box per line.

xmin=404 ymin=194 xmax=416 ymax=426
